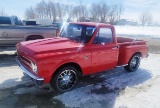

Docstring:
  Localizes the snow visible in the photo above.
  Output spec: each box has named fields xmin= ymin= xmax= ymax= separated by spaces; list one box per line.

xmin=0 ymin=26 xmax=159 ymax=107
xmin=53 ymin=85 xmax=117 ymax=108
xmin=115 ymin=26 xmax=160 ymax=39
xmin=0 ymin=47 xmax=16 ymax=55
xmin=115 ymin=76 xmax=160 ymax=108
xmin=53 ymin=54 xmax=160 ymax=108
xmin=0 ymin=52 xmax=160 ymax=108
xmin=0 ymin=65 xmax=31 ymax=89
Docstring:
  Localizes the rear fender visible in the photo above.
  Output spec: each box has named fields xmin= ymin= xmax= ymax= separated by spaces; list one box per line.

xmin=24 ymin=33 xmax=44 ymax=41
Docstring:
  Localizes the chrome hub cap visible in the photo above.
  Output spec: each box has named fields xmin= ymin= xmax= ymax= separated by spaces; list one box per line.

xmin=63 ymin=75 xmax=70 ymax=81
xmin=57 ymin=70 xmax=77 ymax=91
xmin=130 ymin=56 xmax=140 ymax=69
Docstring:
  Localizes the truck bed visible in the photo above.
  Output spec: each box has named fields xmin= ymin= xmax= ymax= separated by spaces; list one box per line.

xmin=117 ymin=37 xmax=146 ymax=46
xmin=117 ymin=37 xmax=148 ymax=66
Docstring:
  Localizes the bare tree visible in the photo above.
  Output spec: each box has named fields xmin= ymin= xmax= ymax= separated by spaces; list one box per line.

xmin=147 ymin=16 xmax=153 ymax=26
xmin=78 ymin=3 xmax=88 ymax=21
xmin=35 ymin=2 xmax=43 ymax=18
xmin=56 ymin=3 xmax=67 ymax=21
xmin=65 ymin=5 xmax=73 ymax=21
xmin=46 ymin=1 xmax=53 ymax=19
xmin=27 ymin=1 xmax=71 ymax=22
xmin=90 ymin=3 xmax=111 ymax=22
xmin=71 ymin=2 xmax=88 ymax=22
xmin=24 ymin=0 xmax=125 ymax=23
xmin=108 ymin=4 xmax=118 ymax=24
xmin=72 ymin=6 xmax=80 ymax=21
xmin=50 ymin=1 xmax=57 ymax=22
xmin=102 ymin=3 xmax=110 ymax=23
xmin=35 ymin=0 xmax=48 ymax=18
xmin=139 ymin=11 xmax=153 ymax=26
xmin=116 ymin=2 xmax=124 ymax=21
xmin=0 ymin=8 xmax=7 ymax=15
xmin=25 ymin=6 xmax=37 ymax=19
xmin=90 ymin=3 xmax=99 ymax=22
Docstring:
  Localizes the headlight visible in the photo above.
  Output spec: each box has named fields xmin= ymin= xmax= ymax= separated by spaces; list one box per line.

xmin=31 ymin=62 xmax=37 ymax=73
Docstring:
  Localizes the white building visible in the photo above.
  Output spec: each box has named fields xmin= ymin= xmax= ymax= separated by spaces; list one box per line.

xmin=28 ymin=18 xmax=53 ymax=25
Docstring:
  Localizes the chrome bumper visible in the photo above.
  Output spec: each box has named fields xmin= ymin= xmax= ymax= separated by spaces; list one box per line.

xmin=16 ymin=57 xmax=44 ymax=85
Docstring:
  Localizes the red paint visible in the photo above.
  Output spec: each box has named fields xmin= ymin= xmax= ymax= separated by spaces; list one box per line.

xmin=16 ymin=22 xmax=148 ymax=84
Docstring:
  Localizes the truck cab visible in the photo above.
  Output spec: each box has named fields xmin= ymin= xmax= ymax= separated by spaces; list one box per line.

xmin=0 ymin=16 xmax=57 ymax=46
xmin=0 ymin=16 xmax=22 ymax=25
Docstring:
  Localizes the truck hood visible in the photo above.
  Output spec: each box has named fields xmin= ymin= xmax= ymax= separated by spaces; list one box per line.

xmin=17 ymin=37 xmax=83 ymax=58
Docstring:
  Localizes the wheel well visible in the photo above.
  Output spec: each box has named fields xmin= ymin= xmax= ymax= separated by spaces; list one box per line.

xmin=127 ymin=52 xmax=142 ymax=64
xmin=134 ymin=52 xmax=142 ymax=57
xmin=26 ymin=35 xmax=44 ymax=41
xmin=52 ymin=62 xmax=82 ymax=79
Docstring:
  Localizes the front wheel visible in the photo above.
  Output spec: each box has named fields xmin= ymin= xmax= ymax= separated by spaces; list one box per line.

xmin=50 ymin=66 xmax=79 ymax=93
xmin=124 ymin=54 xmax=141 ymax=72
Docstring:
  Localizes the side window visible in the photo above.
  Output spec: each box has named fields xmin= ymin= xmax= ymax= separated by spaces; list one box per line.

xmin=93 ymin=28 xmax=113 ymax=44
xmin=72 ymin=26 xmax=82 ymax=36
xmin=84 ymin=27 xmax=96 ymax=42
xmin=0 ymin=17 xmax=11 ymax=24
xmin=86 ymin=27 xmax=95 ymax=37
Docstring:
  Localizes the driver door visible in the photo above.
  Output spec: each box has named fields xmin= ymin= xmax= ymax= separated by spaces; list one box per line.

xmin=90 ymin=27 xmax=119 ymax=73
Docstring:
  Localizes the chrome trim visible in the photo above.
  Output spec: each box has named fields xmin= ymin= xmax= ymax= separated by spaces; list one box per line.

xmin=116 ymin=64 xmax=128 ymax=67
xmin=16 ymin=57 xmax=44 ymax=81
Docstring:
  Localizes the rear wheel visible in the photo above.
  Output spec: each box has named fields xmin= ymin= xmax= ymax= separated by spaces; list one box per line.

xmin=26 ymin=35 xmax=44 ymax=41
xmin=124 ymin=54 xmax=141 ymax=72
xmin=50 ymin=66 xmax=79 ymax=93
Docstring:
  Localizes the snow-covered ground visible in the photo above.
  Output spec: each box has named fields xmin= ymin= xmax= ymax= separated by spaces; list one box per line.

xmin=53 ymin=54 xmax=160 ymax=108
xmin=0 ymin=53 xmax=159 ymax=108
xmin=0 ymin=54 xmax=30 ymax=89
xmin=115 ymin=26 xmax=160 ymax=39
xmin=0 ymin=25 xmax=160 ymax=107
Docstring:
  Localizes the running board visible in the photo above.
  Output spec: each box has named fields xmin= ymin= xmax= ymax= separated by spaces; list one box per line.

xmin=116 ymin=64 xmax=128 ymax=67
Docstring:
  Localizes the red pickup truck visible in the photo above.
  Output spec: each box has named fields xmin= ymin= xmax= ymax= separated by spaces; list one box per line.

xmin=16 ymin=22 xmax=148 ymax=92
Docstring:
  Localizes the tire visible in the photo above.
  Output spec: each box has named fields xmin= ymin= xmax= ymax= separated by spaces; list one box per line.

xmin=50 ymin=66 xmax=79 ymax=93
xmin=124 ymin=54 xmax=141 ymax=72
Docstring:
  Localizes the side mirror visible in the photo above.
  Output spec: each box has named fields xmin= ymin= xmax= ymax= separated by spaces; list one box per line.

xmin=101 ymin=42 xmax=105 ymax=45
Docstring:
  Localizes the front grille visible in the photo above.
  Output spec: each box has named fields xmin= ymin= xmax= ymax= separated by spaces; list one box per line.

xmin=18 ymin=55 xmax=32 ymax=69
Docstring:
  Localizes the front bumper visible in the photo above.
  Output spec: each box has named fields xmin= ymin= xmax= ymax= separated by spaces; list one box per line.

xmin=16 ymin=57 xmax=44 ymax=85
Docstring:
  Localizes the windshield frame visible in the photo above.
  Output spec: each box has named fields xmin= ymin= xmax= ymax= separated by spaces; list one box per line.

xmin=59 ymin=24 xmax=96 ymax=43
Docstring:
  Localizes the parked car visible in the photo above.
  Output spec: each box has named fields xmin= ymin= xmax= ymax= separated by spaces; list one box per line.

xmin=0 ymin=16 xmax=58 ymax=46
xmin=16 ymin=22 xmax=148 ymax=92
xmin=52 ymin=22 xmax=62 ymax=30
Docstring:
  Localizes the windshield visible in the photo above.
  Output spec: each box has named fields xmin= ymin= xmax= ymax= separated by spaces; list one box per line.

xmin=60 ymin=24 xmax=96 ymax=43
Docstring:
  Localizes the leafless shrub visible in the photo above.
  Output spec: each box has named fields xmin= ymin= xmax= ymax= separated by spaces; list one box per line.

xmin=139 ymin=11 xmax=153 ymax=26
xmin=0 ymin=8 xmax=7 ymax=16
xmin=25 ymin=6 xmax=36 ymax=19
xmin=24 ymin=1 xmax=124 ymax=24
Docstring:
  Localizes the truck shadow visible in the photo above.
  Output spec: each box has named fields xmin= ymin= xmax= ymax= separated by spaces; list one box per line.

xmin=51 ymin=68 xmax=152 ymax=108
xmin=0 ymin=54 xmax=17 ymax=68
xmin=0 ymin=67 xmax=152 ymax=108
xmin=0 ymin=46 xmax=17 ymax=67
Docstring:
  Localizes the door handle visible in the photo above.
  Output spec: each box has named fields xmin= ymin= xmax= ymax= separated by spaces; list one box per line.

xmin=112 ymin=46 xmax=119 ymax=49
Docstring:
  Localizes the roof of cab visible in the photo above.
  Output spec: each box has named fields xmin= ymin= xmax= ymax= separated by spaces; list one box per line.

xmin=69 ymin=22 xmax=112 ymax=27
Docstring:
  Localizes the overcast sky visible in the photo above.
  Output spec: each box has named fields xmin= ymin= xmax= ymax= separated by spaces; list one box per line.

xmin=0 ymin=0 xmax=160 ymax=23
